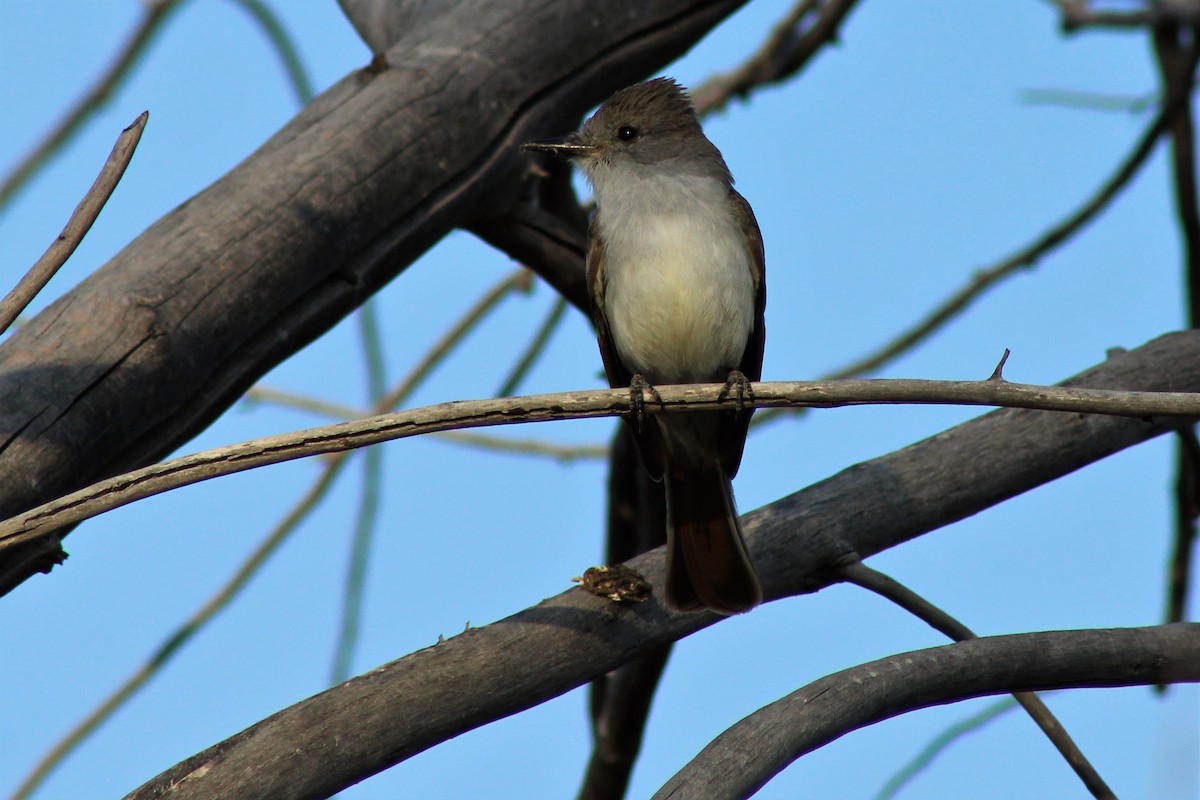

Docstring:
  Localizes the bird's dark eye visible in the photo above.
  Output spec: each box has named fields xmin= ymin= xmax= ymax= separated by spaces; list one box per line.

xmin=617 ymin=125 xmax=639 ymax=142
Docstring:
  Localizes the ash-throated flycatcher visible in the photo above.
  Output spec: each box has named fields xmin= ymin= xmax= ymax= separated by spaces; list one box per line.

xmin=524 ymin=77 xmax=766 ymax=615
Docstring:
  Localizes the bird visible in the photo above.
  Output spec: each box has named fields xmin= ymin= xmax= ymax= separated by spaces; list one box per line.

xmin=524 ymin=78 xmax=767 ymax=614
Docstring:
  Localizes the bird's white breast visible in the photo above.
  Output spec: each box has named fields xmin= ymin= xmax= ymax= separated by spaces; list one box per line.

xmin=594 ymin=171 xmax=756 ymax=384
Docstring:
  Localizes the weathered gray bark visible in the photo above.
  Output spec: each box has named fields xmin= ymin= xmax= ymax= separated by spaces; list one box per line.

xmin=655 ymin=625 xmax=1200 ymax=800
xmin=0 ymin=0 xmax=747 ymax=593
xmin=122 ymin=331 xmax=1200 ymax=800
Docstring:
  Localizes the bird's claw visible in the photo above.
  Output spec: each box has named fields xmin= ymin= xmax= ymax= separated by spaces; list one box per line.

xmin=719 ymin=369 xmax=754 ymax=411
xmin=629 ymin=373 xmax=663 ymax=430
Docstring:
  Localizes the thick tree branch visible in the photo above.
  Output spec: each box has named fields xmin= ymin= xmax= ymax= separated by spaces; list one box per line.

xmin=654 ymin=625 xmax=1200 ymax=799
xmin=1055 ymin=1 xmax=1200 ymax=33
xmin=0 ymin=0 xmax=752 ymax=594
xmin=119 ymin=331 xmax=1200 ymax=800
xmin=839 ymin=562 xmax=1114 ymax=799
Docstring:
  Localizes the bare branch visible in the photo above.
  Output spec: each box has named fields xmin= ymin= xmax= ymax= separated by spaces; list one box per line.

xmin=0 ymin=2 xmax=179 ymax=210
xmin=243 ymin=386 xmax=607 ymax=461
xmin=1170 ymin=427 xmax=1200 ymax=630
xmin=13 ymin=265 xmax=533 ymax=795
xmin=225 ymin=0 xmax=315 ymax=105
xmin=1055 ymin=1 xmax=1200 ymax=32
xmin=691 ymin=0 xmax=862 ymax=115
xmin=113 ymin=330 xmax=1200 ymax=800
xmin=0 ymin=0 xmax=751 ymax=596
xmin=8 ymin=350 xmax=1200 ymax=558
xmin=1152 ymin=15 xmax=1200 ymax=638
xmin=875 ymin=697 xmax=1019 ymax=800
xmin=8 ymin=457 xmax=353 ymax=800
xmin=0 ymin=111 xmax=148 ymax=334
xmin=654 ymin=625 xmax=1200 ymax=799
xmin=498 ymin=296 xmax=569 ymax=397
xmin=579 ymin=426 xmax=669 ymax=800
xmin=840 ymin=562 xmax=1115 ymax=799
xmin=824 ymin=87 xmax=1179 ymax=381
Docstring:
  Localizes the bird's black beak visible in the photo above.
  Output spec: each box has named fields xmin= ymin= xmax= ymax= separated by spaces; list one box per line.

xmin=521 ymin=136 xmax=595 ymax=160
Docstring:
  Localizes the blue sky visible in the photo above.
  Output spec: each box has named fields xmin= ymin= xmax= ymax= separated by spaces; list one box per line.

xmin=1 ymin=2 xmax=1197 ymax=799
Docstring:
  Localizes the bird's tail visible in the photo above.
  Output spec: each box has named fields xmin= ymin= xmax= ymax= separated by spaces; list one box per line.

xmin=664 ymin=467 xmax=762 ymax=615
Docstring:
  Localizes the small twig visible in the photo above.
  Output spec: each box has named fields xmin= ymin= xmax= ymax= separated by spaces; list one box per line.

xmin=0 ymin=1 xmax=180 ymax=210
xmin=987 ymin=348 xmax=1011 ymax=382
xmin=242 ymin=385 xmax=607 ymax=461
xmin=8 ymin=455 xmax=352 ymax=800
xmin=5 ymin=374 xmax=1200 ymax=558
xmin=242 ymin=385 xmax=364 ymax=419
xmin=224 ymin=0 xmax=315 ymax=105
xmin=874 ymin=697 xmax=1020 ymax=800
xmin=434 ymin=430 xmax=606 ymax=462
xmin=691 ymin=0 xmax=861 ymax=116
xmin=753 ymin=85 xmax=1178 ymax=435
xmin=0 ymin=112 xmax=148 ymax=334
xmin=498 ymin=296 xmax=568 ymax=396
xmin=826 ymin=90 xmax=1179 ymax=382
xmin=839 ymin=562 xmax=1116 ymax=799
xmin=380 ymin=268 xmax=532 ymax=409
xmin=1020 ymin=87 xmax=1160 ymax=114
xmin=330 ymin=300 xmax=389 ymax=684
xmin=12 ymin=268 xmax=533 ymax=796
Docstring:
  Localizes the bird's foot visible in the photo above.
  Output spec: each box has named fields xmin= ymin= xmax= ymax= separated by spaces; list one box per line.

xmin=629 ymin=373 xmax=663 ymax=430
xmin=719 ymin=369 xmax=755 ymax=411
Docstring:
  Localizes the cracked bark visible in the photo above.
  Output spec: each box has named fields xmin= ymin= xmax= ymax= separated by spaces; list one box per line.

xmin=0 ymin=0 xmax=749 ymax=594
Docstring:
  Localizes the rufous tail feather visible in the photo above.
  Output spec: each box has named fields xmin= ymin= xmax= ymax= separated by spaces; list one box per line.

xmin=664 ymin=467 xmax=761 ymax=614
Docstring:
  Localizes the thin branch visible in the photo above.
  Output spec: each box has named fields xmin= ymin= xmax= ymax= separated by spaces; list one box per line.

xmin=115 ymin=328 xmax=1200 ymax=800
xmin=330 ymin=300 xmax=389 ymax=684
xmin=874 ymin=697 xmax=1020 ymax=800
xmin=224 ymin=0 xmax=315 ymax=106
xmin=0 ymin=1 xmax=181 ymax=211
xmin=579 ymin=647 xmax=672 ymax=800
xmin=691 ymin=0 xmax=862 ymax=116
xmin=498 ymin=295 xmax=568 ymax=397
xmin=242 ymin=386 xmax=607 ymax=461
xmin=242 ymin=386 xmax=365 ymax=420
xmin=579 ymin=426 xmax=669 ymax=800
xmin=380 ymin=268 xmax=532 ymax=409
xmin=1020 ymin=86 xmax=1160 ymax=114
xmin=13 ymin=268 xmax=533 ymax=795
xmin=749 ymin=46 xmax=1187 ymax=433
xmin=0 ymin=112 xmax=148 ymax=334
xmin=1153 ymin=18 xmax=1200 ymax=639
xmin=826 ymin=90 xmax=1178 ymax=381
xmin=6 ymin=370 xmax=1200 ymax=560
xmin=839 ymin=562 xmax=1115 ymax=799
xmin=654 ymin=626 xmax=1200 ymax=800
xmin=1169 ymin=426 xmax=1200 ymax=628
xmin=9 ymin=454 xmax=353 ymax=800
xmin=1154 ymin=24 xmax=1200 ymax=325
xmin=433 ymin=430 xmax=606 ymax=462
